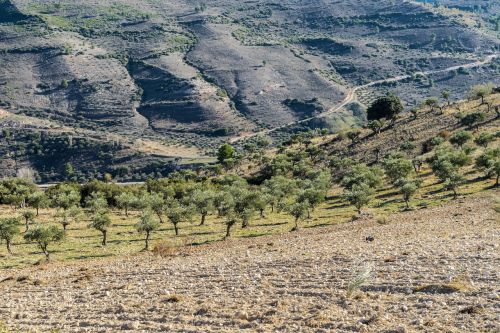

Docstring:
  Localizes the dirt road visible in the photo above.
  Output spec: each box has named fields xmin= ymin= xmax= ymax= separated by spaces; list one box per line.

xmin=230 ymin=53 xmax=499 ymax=142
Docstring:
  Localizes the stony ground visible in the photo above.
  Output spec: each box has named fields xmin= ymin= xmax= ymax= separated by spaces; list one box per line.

xmin=0 ymin=194 xmax=499 ymax=332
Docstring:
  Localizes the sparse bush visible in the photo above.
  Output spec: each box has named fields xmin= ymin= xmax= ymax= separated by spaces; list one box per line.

xmin=346 ymin=261 xmax=373 ymax=298
xmin=0 ymin=217 xmax=20 ymax=254
xmin=24 ymin=225 xmax=64 ymax=260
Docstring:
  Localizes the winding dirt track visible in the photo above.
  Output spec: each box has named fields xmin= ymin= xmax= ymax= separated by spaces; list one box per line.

xmin=230 ymin=53 xmax=499 ymax=143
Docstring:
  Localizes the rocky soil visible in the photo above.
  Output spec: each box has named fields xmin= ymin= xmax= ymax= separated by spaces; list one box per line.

xmin=0 ymin=195 xmax=499 ymax=332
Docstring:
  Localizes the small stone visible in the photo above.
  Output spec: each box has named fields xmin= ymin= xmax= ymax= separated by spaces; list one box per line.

xmin=235 ymin=311 xmax=249 ymax=321
xmin=121 ymin=321 xmax=139 ymax=330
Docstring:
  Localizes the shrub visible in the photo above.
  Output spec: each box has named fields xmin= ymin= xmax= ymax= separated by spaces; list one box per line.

xmin=475 ymin=148 xmax=500 ymax=186
xmin=0 ymin=217 xmax=20 ymax=254
xmin=449 ymin=131 xmax=472 ymax=147
xmin=24 ymin=225 xmax=64 ymax=260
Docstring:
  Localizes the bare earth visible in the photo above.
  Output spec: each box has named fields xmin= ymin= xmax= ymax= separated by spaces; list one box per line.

xmin=1 ymin=195 xmax=499 ymax=332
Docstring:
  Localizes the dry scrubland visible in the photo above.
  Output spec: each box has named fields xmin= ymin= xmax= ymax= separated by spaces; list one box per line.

xmin=0 ymin=194 xmax=498 ymax=332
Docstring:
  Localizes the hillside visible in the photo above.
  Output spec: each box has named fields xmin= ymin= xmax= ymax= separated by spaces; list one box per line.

xmin=0 ymin=0 xmax=499 ymax=180
xmin=0 ymin=86 xmax=499 ymax=332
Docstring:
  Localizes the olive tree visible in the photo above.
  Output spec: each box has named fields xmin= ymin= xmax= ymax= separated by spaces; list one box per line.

xmin=136 ymin=210 xmax=160 ymax=251
xmin=56 ymin=206 xmax=81 ymax=232
xmin=287 ymin=200 xmax=309 ymax=231
xmin=27 ymin=191 xmax=49 ymax=216
xmin=21 ymin=210 xmax=35 ymax=232
xmin=342 ymin=164 xmax=383 ymax=214
xmin=382 ymin=153 xmax=413 ymax=184
xmin=449 ymin=131 xmax=472 ymax=147
xmin=191 ymin=189 xmax=214 ymax=226
xmin=430 ymin=146 xmax=471 ymax=198
xmin=165 ymin=200 xmax=194 ymax=236
xmin=471 ymin=83 xmax=494 ymax=104
xmin=475 ymin=148 xmax=500 ymax=186
xmin=89 ymin=211 xmax=112 ymax=246
xmin=0 ymin=217 xmax=20 ymax=254
xmin=343 ymin=183 xmax=374 ymax=214
xmin=395 ymin=178 xmax=421 ymax=209
xmin=24 ymin=225 xmax=64 ymax=260
xmin=116 ymin=192 xmax=137 ymax=217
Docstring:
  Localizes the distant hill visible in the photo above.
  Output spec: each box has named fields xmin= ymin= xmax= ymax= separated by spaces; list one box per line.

xmin=0 ymin=0 xmax=499 ymax=181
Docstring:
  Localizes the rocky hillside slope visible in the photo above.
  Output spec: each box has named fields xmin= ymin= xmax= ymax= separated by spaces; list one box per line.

xmin=0 ymin=0 xmax=499 ymax=180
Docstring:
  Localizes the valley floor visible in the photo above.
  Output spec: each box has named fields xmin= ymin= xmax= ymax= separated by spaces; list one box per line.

xmin=0 ymin=194 xmax=499 ymax=332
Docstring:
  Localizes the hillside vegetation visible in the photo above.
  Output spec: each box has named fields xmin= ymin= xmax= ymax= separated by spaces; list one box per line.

xmin=0 ymin=0 xmax=499 ymax=180
xmin=0 ymin=89 xmax=498 ymax=269
xmin=0 ymin=90 xmax=498 ymax=332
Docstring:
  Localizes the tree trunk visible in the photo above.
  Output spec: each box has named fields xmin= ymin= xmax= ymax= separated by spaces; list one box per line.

xmin=157 ymin=213 xmax=164 ymax=224
xmin=270 ymin=204 xmax=274 ymax=213
xmin=307 ymin=210 xmax=310 ymax=219
xmin=25 ymin=219 xmax=29 ymax=232
xmin=200 ymin=213 xmax=206 ymax=226
xmin=294 ymin=217 xmax=299 ymax=230
xmin=174 ymin=223 xmax=179 ymax=236
xmin=42 ymin=246 xmax=50 ymax=261
xmin=144 ymin=231 xmax=150 ymax=250
xmin=63 ymin=223 xmax=67 ymax=232
xmin=260 ymin=209 xmax=265 ymax=218
xmin=242 ymin=219 xmax=248 ymax=229
xmin=405 ymin=199 xmax=410 ymax=209
xmin=36 ymin=207 xmax=39 ymax=216
xmin=452 ymin=188 xmax=458 ymax=199
xmin=102 ymin=230 xmax=107 ymax=246
xmin=6 ymin=240 xmax=12 ymax=254
xmin=225 ymin=223 xmax=232 ymax=238
xmin=496 ymin=174 xmax=499 ymax=187
xmin=125 ymin=207 xmax=129 ymax=217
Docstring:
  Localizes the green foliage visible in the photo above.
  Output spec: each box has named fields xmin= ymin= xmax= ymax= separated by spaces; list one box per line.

xmin=27 ymin=191 xmax=49 ymax=216
xmin=89 ymin=211 xmax=112 ymax=246
xmin=0 ymin=178 xmax=37 ymax=208
xmin=475 ymin=148 xmax=500 ymax=185
xmin=367 ymin=96 xmax=404 ymax=122
xmin=0 ymin=217 xmax=20 ymax=254
xmin=382 ymin=153 xmax=413 ymax=184
xmin=136 ymin=210 xmax=160 ymax=250
xmin=460 ymin=112 xmax=486 ymax=129
xmin=116 ymin=192 xmax=138 ymax=216
xmin=191 ymin=189 xmax=215 ymax=225
xmin=85 ymin=191 xmax=108 ymax=214
xmin=24 ymin=225 xmax=64 ymax=260
xmin=217 ymin=144 xmax=235 ymax=165
xmin=430 ymin=146 xmax=472 ymax=197
xmin=165 ymin=199 xmax=194 ymax=236
xmin=395 ymin=178 xmax=421 ymax=208
xmin=21 ymin=210 xmax=35 ymax=232
xmin=287 ymin=200 xmax=309 ymax=230
xmin=449 ymin=131 xmax=473 ymax=147
xmin=367 ymin=119 xmax=385 ymax=134
xmin=55 ymin=206 xmax=81 ymax=231
xmin=343 ymin=183 xmax=374 ymax=214
xmin=474 ymin=132 xmax=495 ymax=147
xmin=342 ymin=164 xmax=383 ymax=190
xmin=471 ymin=83 xmax=494 ymax=103
xmin=48 ymin=183 xmax=81 ymax=211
